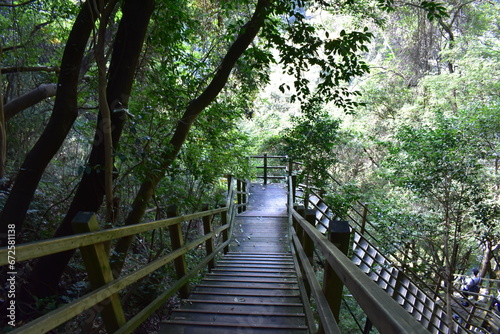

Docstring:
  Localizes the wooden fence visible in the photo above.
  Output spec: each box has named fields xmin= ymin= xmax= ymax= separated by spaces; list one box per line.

xmin=0 ymin=176 xmax=248 ymax=334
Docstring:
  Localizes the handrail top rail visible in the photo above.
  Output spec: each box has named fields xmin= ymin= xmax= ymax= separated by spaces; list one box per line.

xmin=0 ymin=207 xmax=227 ymax=265
xmin=454 ymin=273 xmax=500 ymax=284
xmin=249 ymin=154 xmax=288 ymax=159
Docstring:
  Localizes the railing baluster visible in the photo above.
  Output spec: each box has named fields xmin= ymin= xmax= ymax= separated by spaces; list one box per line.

xmin=202 ymin=203 xmax=215 ymax=271
xmin=237 ymin=179 xmax=242 ymax=213
xmin=263 ymin=153 xmax=268 ymax=184
xmin=220 ymin=203 xmax=229 ymax=254
xmin=167 ymin=205 xmax=189 ymax=299
xmin=242 ymin=181 xmax=247 ymax=212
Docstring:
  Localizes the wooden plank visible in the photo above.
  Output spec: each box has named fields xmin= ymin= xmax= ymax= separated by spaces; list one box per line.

xmin=290 ymin=242 xmax=317 ymax=334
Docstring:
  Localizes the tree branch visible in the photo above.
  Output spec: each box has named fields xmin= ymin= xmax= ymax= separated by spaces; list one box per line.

xmin=4 ymin=83 xmax=57 ymax=120
xmin=0 ymin=0 xmax=37 ymax=7
xmin=0 ymin=66 xmax=60 ymax=74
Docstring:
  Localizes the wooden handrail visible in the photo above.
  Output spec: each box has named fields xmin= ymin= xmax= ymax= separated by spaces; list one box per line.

xmin=0 ymin=208 xmax=226 ymax=266
xmin=249 ymin=154 xmax=289 ymax=184
xmin=287 ymin=175 xmax=429 ymax=333
xmin=2 ymin=175 xmax=248 ymax=334
xmin=290 ymin=206 xmax=430 ymax=334
xmin=293 ymin=170 xmax=495 ymax=332
xmin=301 ymin=182 xmax=444 ymax=303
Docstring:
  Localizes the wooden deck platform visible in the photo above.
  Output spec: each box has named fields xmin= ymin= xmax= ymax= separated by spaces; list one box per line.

xmin=159 ymin=183 xmax=309 ymax=333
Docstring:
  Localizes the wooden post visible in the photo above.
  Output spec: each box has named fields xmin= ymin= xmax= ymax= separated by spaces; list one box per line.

xmin=361 ymin=205 xmax=368 ymax=235
xmin=363 ymin=318 xmax=373 ymax=334
xmin=237 ymin=179 xmax=242 ymax=213
xmin=292 ymin=204 xmax=300 ymax=234
xmin=323 ymin=219 xmax=351 ymax=322
xmin=72 ymin=212 xmax=126 ymax=332
xmin=295 ymin=205 xmax=305 ymax=244
xmin=298 ymin=207 xmax=313 ymax=299
xmin=291 ymin=175 xmax=297 ymax=204
xmin=304 ymin=185 xmax=309 ymax=210
xmin=220 ymin=204 xmax=229 ymax=254
xmin=167 ymin=205 xmax=189 ymax=298
xmin=263 ymin=153 xmax=268 ymax=185
xmin=303 ymin=209 xmax=316 ymax=265
xmin=242 ymin=181 xmax=247 ymax=212
xmin=202 ymin=204 xmax=215 ymax=271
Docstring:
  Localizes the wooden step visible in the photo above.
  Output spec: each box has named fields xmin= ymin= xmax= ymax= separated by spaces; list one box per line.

xmin=159 ymin=321 xmax=308 ymax=334
xmin=179 ymin=299 xmax=305 ymax=312
xmin=169 ymin=309 xmax=307 ymax=326
xmin=203 ymin=276 xmax=297 ymax=283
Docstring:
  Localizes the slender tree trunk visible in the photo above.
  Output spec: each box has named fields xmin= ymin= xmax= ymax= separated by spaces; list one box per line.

xmin=94 ymin=0 xmax=118 ymax=223
xmin=111 ymin=0 xmax=272 ymax=274
xmin=0 ymin=46 xmax=6 ymax=178
xmin=480 ymin=240 xmax=493 ymax=278
xmin=19 ymin=0 xmax=154 ymax=305
xmin=0 ymin=1 xmax=101 ymax=245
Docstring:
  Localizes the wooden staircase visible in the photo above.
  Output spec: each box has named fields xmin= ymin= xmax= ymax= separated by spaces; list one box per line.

xmin=159 ymin=183 xmax=309 ymax=333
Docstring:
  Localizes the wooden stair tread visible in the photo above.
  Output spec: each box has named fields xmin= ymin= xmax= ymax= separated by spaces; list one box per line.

xmin=167 ymin=314 xmax=307 ymax=327
xmin=162 ymin=319 xmax=308 ymax=329
xmin=203 ymin=277 xmax=297 ymax=283
xmin=211 ymin=268 xmax=296 ymax=273
xmin=159 ymin=322 xmax=308 ymax=334
xmin=209 ymin=271 xmax=296 ymax=277
xmin=181 ymin=298 xmax=304 ymax=307
xmin=171 ymin=308 xmax=305 ymax=317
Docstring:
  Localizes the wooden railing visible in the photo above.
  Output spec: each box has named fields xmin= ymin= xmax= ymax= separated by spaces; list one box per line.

xmin=249 ymin=154 xmax=290 ymax=184
xmin=287 ymin=176 xmax=430 ymax=334
xmin=292 ymin=171 xmax=498 ymax=333
xmin=0 ymin=176 xmax=248 ymax=334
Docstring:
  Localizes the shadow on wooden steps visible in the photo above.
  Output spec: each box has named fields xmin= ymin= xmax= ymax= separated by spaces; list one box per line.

xmin=159 ymin=252 xmax=308 ymax=334
xmin=159 ymin=183 xmax=308 ymax=333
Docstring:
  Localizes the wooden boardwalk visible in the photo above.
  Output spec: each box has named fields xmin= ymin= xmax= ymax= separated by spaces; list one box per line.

xmin=159 ymin=183 xmax=309 ymax=333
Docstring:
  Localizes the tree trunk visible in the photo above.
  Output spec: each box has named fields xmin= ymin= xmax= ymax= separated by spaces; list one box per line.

xmin=480 ymin=240 xmax=494 ymax=278
xmin=19 ymin=0 xmax=154 ymax=305
xmin=111 ymin=0 xmax=272 ymax=274
xmin=94 ymin=0 xmax=119 ymax=223
xmin=0 ymin=49 xmax=5 ymax=178
xmin=0 ymin=1 xmax=101 ymax=245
